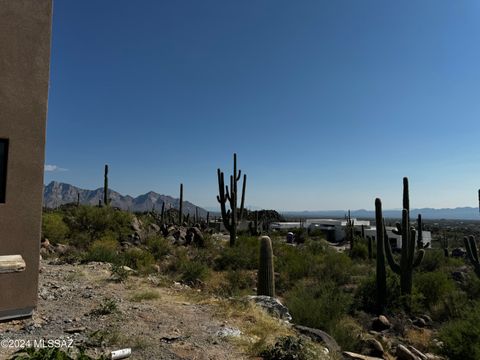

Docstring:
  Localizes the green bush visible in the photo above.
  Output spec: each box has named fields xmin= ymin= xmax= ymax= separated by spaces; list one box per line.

xmin=42 ymin=212 xmax=69 ymax=244
xmin=122 ymin=247 xmax=155 ymax=273
xmin=63 ymin=205 xmax=132 ymax=247
xmin=84 ymin=236 xmax=119 ymax=264
xmin=260 ymin=336 xmax=318 ymax=360
xmin=146 ymin=236 xmax=172 ymax=261
xmin=350 ymin=240 xmax=368 ymax=260
xmin=214 ymin=236 xmax=259 ymax=271
xmin=180 ymin=260 xmax=210 ymax=285
xmin=219 ymin=269 xmax=255 ymax=297
xmin=438 ymin=303 xmax=480 ymax=360
xmin=354 ymin=270 xmax=423 ymax=314
xmin=414 ymin=271 xmax=455 ymax=309
xmin=318 ymin=250 xmax=353 ymax=285
xmin=417 ymin=250 xmax=447 ymax=272
xmin=285 ymin=280 xmax=352 ymax=332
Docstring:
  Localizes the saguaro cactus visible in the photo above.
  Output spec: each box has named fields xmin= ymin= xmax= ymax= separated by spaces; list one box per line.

xmin=160 ymin=202 xmax=165 ymax=225
xmin=178 ymin=183 xmax=183 ymax=225
xmin=103 ymin=164 xmax=109 ymax=206
xmin=375 ymin=198 xmax=387 ymax=313
xmin=257 ymin=236 xmax=275 ymax=297
xmin=442 ymin=231 xmax=449 ymax=257
xmin=416 ymin=214 xmax=423 ymax=249
xmin=217 ymin=153 xmax=247 ymax=247
xmin=384 ymin=177 xmax=425 ymax=296
xmin=464 ymin=235 xmax=480 ymax=278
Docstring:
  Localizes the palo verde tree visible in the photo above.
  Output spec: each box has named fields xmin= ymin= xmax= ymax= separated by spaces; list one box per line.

xmin=217 ymin=153 xmax=247 ymax=247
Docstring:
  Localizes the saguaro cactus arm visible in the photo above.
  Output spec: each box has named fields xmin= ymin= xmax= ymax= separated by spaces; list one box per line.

xmin=464 ymin=235 xmax=480 ymax=277
xmin=384 ymin=225 xmax=401 ymax=275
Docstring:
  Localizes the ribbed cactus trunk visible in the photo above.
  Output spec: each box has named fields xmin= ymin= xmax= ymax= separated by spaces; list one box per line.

xmin=375 ymin=198 xmax=387 ymax=313
xmin=385 ymin=177 xmax=424 ymax=296
xmin=257 ymin=236 xmax=275 ymax=297
xmin=416 ymin=214 xmax=423 ymax=249
xmin=103 ymin=164 xmax=109 ymax=206
xmin=464 ymin=235 xmax=480 ymax=278
xmin=160 ymin=202 xmax=165 ymax=225
xmin=178 ymin=183 xmax=183 ymax=225
xmin=217 ymin=153 xmax=247 ymax=247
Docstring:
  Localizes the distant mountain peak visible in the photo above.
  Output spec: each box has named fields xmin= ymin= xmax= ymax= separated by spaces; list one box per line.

xmin=43 ymin=181 xmax=207 ymax=215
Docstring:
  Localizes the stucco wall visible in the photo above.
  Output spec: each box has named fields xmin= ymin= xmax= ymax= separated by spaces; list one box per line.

xmin=0 ymin=0 xmax=52 ymax=318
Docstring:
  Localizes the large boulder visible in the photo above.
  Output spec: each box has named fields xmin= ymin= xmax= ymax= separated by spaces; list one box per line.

xmin=186 ymin=227 xmax=204 ymax=247
xmin=294 ymin=325 xmax=341 ymax=354
xmin=247 ymin=295 xmax=292 ymax=322
xmin=371 ymin=315 xmax=391 ymax=331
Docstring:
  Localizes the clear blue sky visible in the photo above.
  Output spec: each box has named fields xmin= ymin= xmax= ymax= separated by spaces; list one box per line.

xmin=45 ymin=0 xmax=480 ymax=211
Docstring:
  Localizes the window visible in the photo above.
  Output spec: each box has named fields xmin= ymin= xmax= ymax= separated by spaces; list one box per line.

xmin=0 ymin=139 xmax=8 ymax=203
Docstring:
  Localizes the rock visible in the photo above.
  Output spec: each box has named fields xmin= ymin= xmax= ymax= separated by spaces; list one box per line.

xmin=361 ymin=338 xmax=384 ymax=357
xmin=293 ymin=324 xmax=340 ymax=354
xmin=65 ymin=326 xmax=86 ymax=333
xmin=451 ymin=248 xmax=466 ymax=258
xmin=419 ymin=314 xmax=432 ymax=324
xmin=55 ymin=243 xmax=70 ymax=255
xmin=215 ymin=326 xmax=241 ymax=337
xmin=247 ymin=295 xmax=292 ymax=321
xmin=41 ymin=238 xmax=50 ymax=248
xmin=408 ymin=345 xmax=428 ymax=360
xmin=372 ymin=315 xmax=390 ymax=331
xmin=451 ymin=270 xmax=467 ymax=283
xmin=425 ymin=353 xmax=444 ymax=360
xmin=343 ymin=352 xmax=383 ymax=360
xmin=412 ymin=317 xmax=427 ymax=328
xmin=186 ymin=227 xmax=204 ymax=247
xmin=149 ymin=223 xmax=160 ymax=233
xmin=131 ymin=216 xmax=142 ymax=233
xmin=396 ymin=344 xmax=420 ymax=360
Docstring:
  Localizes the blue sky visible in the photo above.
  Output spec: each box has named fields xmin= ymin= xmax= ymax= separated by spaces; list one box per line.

xmin=45 ymin=0 xmax=480 ymax=211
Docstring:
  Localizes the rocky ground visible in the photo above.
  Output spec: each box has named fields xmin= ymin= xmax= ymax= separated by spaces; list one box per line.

xmin=0 ymin=260 xmax=252 ymax=360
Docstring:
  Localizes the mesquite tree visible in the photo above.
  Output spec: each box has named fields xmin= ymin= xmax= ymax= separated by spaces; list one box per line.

xmin=217 ymin=153 xmax=246 ymax=247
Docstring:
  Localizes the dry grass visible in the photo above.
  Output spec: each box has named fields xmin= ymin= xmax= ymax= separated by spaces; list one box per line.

xmin=130 ymin=289 xmax=160 ymax=302
xmin=404 ymin=327 xmax=433 ymax=352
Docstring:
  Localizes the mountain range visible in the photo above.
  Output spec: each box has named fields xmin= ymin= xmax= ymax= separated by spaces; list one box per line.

xmin=43 ymin=181 xmax=208 ymax=216
xmin=282 ymin=208 xmax=480 ymax=221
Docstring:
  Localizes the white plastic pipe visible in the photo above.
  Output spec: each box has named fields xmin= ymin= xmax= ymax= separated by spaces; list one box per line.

xmin=111 ymin=348 xmax=131 ymax=360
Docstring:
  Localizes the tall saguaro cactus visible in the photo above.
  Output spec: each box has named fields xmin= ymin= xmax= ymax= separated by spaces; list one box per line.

xmin=464 ymin=235 xmax=480 ymax=278
xmin=384 ymin=177 xmax=425 ymax=296
xmin=257 ymin=236 xmax=275 ymax=297
xmin=375 ymin=198 xmax=387 ymax=313
xmin=217 ymin=153 xmax=247 ymax=247
xmin=178 ymin=183 xmax=183 ymax=225
xmin=103 ymin=164 xmax=109 ymax=206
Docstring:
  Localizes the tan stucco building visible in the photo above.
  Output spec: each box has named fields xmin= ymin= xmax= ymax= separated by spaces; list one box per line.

xmin=0 ymin=0 xmax=52 ymax=320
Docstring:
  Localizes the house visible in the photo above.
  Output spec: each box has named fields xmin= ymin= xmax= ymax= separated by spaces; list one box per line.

xmin=0 ymin=0 xmax=52 ymax=320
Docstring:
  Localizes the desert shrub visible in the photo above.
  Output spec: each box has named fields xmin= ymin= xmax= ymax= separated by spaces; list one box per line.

xmin=63 ymin=205 xmax=132 ymax=246
xmin=430 ymin=290 xmax=470 ymax=321
xmin=462 ymin=274 xmax=480 ymax=299
xmin=220 ymin=269 xmax=255 ymax=297
xmin=275 ymin=245 xmax=320 ymax=292
xmin=329 ymin=316 xmax=363 ymax=352
xmin=417 ymin=250 xmax=447 ymax=272
xmin=259 ymin=336 xmax=318 ymax=360
xmin=110 ymin=263 xmax=130 ymax=282
xmin=354 ymin=270 xmax=423 ymax=314
xmin=304 ymin=239 xmax=327 ymax=255
xmin=318 ymin=250 xmax=353 ymax=285
xmin=146 ymin=236 xmax=172 ymax=260
xmin=89 ymin=298 xmax=118 ymax=316
xmin=84 ymin=236 xmax=119 ymax=264
xmin=42 ymin=212 xmax=69 ymax=244
xmin=438 ymin=303 xmax=480 ymax=360
xmin=180 ymin=260 xmax=210 ymax=285
xmin=214 ymin=236 xmax=259 ymax=271
xmin=285 ymin=280 xmax=352 ymax=332
xmin=350 ymin=240 xmax=368 ymax=260
xmin=414 ymin=271 xmax=455 ymax=309
xmin=122 ymin=247 xmax=155 ymax=273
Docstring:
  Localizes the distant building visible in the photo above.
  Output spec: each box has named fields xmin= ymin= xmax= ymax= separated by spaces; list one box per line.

xmin=270 ymin=218 xmax=432 ymax=248
xmin=0 ymin=0 xmax=52 ymax=320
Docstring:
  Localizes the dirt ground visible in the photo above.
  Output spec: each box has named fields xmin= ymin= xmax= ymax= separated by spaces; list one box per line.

xmin=0 ymin=260 xmax=250 ymax=360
